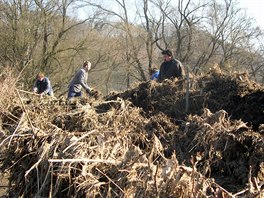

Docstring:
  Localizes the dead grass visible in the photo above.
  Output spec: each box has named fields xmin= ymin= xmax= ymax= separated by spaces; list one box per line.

xmin=0 ymin=69 xmax=263 ymax=197
xmin=0 ymin=173 xmax=8 ymax=197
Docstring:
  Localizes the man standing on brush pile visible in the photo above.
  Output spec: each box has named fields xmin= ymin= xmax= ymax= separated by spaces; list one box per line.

xmin=158 ymin=49 xmax=184 ymax=82
xmin=67 ymin=61 xmax=92 ymax=100
xmin=33 ymin=73 xmax=54 ymax=97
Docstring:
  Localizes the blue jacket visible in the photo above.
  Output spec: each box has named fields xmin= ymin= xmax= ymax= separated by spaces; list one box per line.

xmin=33 ymin=77 xmax=53 ymax=96
xmin=151 ymin=70 xmax=160 ymax=80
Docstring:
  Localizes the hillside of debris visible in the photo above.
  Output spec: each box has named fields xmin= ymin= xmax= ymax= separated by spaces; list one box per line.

xmin=0 ymin=68 xmax=263 ymax=197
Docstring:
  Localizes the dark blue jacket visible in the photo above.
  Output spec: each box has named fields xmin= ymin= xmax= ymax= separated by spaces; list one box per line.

xmin=158 ymin=59 xmax=183 ymax=81
xmin=34 ymin=77 xmax=53 ymax=96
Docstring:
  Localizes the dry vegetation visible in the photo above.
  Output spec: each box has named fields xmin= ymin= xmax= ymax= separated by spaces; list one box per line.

xmin=0 ymin=68 xmax=264 ymax=197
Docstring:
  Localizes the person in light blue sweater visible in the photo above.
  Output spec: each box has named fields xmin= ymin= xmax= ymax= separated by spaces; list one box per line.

xmin=67 ymin=61 xmax=92 ymax=99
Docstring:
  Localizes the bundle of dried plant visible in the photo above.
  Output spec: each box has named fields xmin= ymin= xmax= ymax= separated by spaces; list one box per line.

xmin=0 ymin=69 xmax=263 ymax=197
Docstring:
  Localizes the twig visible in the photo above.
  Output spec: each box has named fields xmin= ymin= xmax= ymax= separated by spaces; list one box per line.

xmin=210 ymin=182 xmax=235 ymax=197
xmin=7 ymin=151 xmax=36 ymax=171
xmin=8 ymin=112 xmax=25 ymax=148
xmin=62 ymin=129 xmax=97 ymax=153
xmin=179 ymin=165 xmax=234 ymax=197
xmin=191 ymin=156 xmax=197 ymax=198
xmin=95 ymin=168 xmax=125 ymax=195
xmin=17 ymin=89 xmax=39 ymax=96
xmin=185 ymin=64 xmax=190 ymax=113
xmin=153 ymin=163 xmax=159 ymax=197
xmin=72 ymin=130 xmax=114 ymax=136
xmin=15 ymin=89 xmax=36 ymax=136
xmin=96 ymin=100 xmax=123 ymax=104
xmin=233 ymin=189 xmax=248 ymax=196
xmin=49 ymin=164 xmax=54 ymax=197
xmin=48 ymin=158 xmax=119 ymax=165
xmin=253 ymin=177 xmax=260 ymax=191
xmin=36 ymin=166 xmax=52 ymax=196
xmin=249 ymin=165 xmax=254 ymax=193
xmin=123 ymin=153 xmax=145 ymax=169
xmin=25 ymin=141 xmax=53 ymax=179
xmin=0 ymin=133 xmax=32 ymax=148
xmin=224 ymin=138 xmax=229 ymax=151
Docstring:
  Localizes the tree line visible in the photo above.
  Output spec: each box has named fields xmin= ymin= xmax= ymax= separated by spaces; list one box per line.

xmin=0 ymin=0 xmax=263 ymax=96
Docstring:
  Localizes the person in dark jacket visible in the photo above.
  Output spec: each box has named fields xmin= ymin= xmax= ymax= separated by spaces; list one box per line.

xmin=33 ymin=73 xmax=53 ymax=97
xmin=158 ymin=49 xmax=184 ymax=82
xmin=67 ymin=61 xmax=92 ymax=100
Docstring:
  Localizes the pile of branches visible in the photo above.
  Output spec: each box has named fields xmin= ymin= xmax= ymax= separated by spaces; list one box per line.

xmin=0 ymin=68 xmax=18 ymax=134
xmin=107 ymin=71 xmax=264 ymax=130
xmin=198 ymin=72 xmax=264 ymax=130
xmin=1 ymin=98 xmax=234 ymax=197
xmin=0 ymin=69 xmax=264 ymax=197
xmin=175 ymin=108 xmax=264 ymax=195
xmin=105 ymin=79 xmax=193 ymax=119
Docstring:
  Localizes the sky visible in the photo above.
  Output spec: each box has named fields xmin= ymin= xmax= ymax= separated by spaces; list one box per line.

xmin=238 ymin=0 xmax=264 ymax=29
xmin=77 ymin=0 xmax=264 ymax=29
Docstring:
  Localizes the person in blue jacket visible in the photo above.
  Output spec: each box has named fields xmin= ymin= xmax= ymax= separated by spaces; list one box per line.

xmin=150 ymin=67 xmax=160 ymax=80
xmin=33 ymin=73 xmax=53 ymax=97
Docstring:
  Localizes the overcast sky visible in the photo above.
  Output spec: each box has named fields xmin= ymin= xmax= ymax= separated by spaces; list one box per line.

xmin=238 ymin=0 xmax=264 ymax=29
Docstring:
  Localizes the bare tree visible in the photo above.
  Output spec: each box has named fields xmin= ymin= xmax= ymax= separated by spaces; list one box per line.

xmin=0 ymin=0 xmax=97 ymax=92
xmin=151 ymin=0 xmax=208 ymax=60
xmin=138 ymin=0 xmax=162 ymax=75
xmin=33 ymin=0 xmax=91 ymax=71
xmin=0 ymin=0 xmax=263 ymax=96
xmin=81 ymin=0 xmax=148 ymax=87
xmin=150 ymin=0 xmax=263 ymax=79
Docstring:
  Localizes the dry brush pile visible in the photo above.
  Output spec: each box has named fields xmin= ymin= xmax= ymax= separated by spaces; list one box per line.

xmin=0 ymin=68 xmax=264 ymax=198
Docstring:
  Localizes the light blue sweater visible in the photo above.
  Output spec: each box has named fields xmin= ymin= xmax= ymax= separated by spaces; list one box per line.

xmin=69 ymin=68 xmax=90 ymax=93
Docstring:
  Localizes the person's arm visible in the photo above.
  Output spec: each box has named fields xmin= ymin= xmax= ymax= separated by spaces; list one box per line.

xmin=79 ymin=70 xmax=91 ymax=92
xmin=151 ymin=71 xmax=159 ymax=80
xmin=43 ymin=78 xmax=52 ymax=95
xmin=33 ymin=80 xmax=38 ymax=93
xmin=155 ymin=71 xmax=159 ymax=80
xmin=171 ymin=59 xmax=183 ymax=79
xmin=151 ymin=74 xmax=155 ymax=80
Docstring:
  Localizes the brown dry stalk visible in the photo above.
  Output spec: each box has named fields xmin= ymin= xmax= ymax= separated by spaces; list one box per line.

xmin=15 ymin=89 xmax=36 ymax=135
xmin=48 ymin=158 xmax=119 ymax=165
xmin=154 ymin=163 xmax=159 ymax=197
xmin=25 ymin=140 xmax=55 ymax=179
xmin=62 ymin=129 xmax=98 ymax=153
xmin=8 ymin=112 xmax=25 ymax=148
xmin=95 ymin=167 xmax=125 ymax=195
xmin=17 ymin=89 xmax=39 ymax=96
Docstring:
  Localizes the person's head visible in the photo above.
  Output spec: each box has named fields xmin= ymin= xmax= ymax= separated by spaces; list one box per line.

xmin=36 ymin=73 xmax=45 ymax=81
xmin=162 ymin=49 xmax=173 ymax=62
xmin=83 ymin=61 xmax=92 ymax=72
